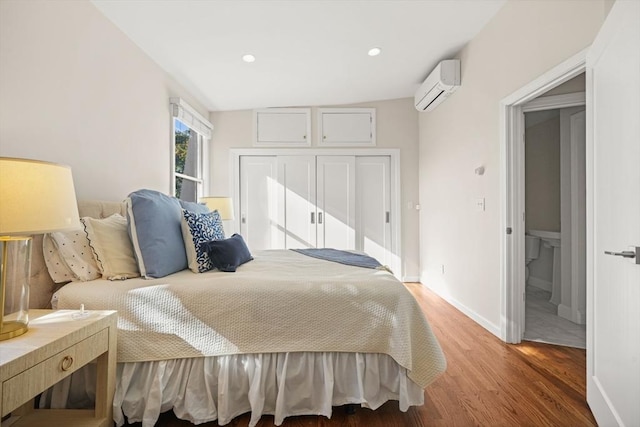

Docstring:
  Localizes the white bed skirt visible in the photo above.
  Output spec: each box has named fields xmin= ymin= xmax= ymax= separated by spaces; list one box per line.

xmin=40 ymin=352 xmax=425 ymax=427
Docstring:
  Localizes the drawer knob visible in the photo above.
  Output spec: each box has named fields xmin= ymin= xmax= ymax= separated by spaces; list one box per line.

xmin=61 ymin=355 xmax=74 ymax=371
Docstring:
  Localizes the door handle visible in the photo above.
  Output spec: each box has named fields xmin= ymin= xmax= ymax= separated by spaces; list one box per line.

xmin=604 ymin=246 xmax=639 ymax=264
xmin=318 ymin=212 xmax=323 ymax=224
xmin=311 ymin=212 xmax=315 ymax=224
xmin=604 ymin=251 xmax=635 ymax=258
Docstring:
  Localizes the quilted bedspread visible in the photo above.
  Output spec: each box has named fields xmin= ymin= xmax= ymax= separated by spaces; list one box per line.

xmin=53 ymin=249 xmax=446 ymax=387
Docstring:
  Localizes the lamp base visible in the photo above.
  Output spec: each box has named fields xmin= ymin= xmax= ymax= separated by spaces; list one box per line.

xmin=0 ymin=320 xmax=28 ymax=340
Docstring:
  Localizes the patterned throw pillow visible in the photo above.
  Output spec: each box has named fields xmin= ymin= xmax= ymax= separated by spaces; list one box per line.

xmin=180 ymin=209 xmax=225 ymax=273
xmin=43 ymin=230 xmax=102 ymax=283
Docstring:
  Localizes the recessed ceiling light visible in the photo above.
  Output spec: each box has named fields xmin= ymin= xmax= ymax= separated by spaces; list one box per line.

xmin=368 ymin=47 xmax=382 ymax=57
xmin=242 ymin=54 xmax=256 ymax=63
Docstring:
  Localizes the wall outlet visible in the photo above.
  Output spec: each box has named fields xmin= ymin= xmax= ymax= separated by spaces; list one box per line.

xmin=475 ymin=197 xmax=485 ymax=212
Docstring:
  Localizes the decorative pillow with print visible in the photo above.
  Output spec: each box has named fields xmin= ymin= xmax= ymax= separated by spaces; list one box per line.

xmin=43 ymin=230 xmax=101 ymax=283
xmin=181 ymin=209 xmax=225 ymax=273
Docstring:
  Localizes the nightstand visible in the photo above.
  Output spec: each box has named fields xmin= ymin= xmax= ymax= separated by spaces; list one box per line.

xmin=0 ymin=309 xmax=117 ymax=427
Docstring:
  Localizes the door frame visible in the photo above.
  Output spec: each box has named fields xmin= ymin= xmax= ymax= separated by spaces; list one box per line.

xmin=499 ymin=48 xmax=588 ymax=343
xmin=230 ymin=148 xmax=402 ymax=278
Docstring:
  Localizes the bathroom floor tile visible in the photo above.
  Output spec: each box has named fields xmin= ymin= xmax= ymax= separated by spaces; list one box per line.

xmin=524 ymin=285 xmax=586 ymax=349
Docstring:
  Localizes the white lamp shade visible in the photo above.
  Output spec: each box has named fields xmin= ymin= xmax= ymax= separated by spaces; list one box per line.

xmin=200 ymin=197 xmax=235 ymax=220
xmin=0 ymin=158 xmax=81 ymax=235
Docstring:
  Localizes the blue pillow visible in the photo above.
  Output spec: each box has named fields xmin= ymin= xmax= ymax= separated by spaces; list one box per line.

xmin=181 ymin=209 xmax=225 ymax=273
xmin=125 ymin=189 xmax=187 ymax=278
xmin=179 ymin=200 xmax=209 ymax=214
xmin=201 ymin=234 xmax=253 ymax=273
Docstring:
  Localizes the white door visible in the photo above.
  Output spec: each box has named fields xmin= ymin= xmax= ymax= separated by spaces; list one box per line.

xmin=239 ymin=156 xmax=283 ymax=250
xmin=278 ymin=155 xmax=317 ymax=249
xmin=356 ymin=156 xmax=392 ymax=266
xmin=586 ymin=1 xmax=640 ymax=425
xmin=316 ymin=156 xmax=356 ymax=249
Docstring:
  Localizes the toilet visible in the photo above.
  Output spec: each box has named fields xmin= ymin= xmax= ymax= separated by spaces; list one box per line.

xmin=525 ymin=234 xmax=540 ymax=283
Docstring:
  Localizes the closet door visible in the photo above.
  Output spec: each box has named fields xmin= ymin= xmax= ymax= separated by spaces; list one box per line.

xmin=278 ymin=156 xmax=317 ymax=249
xmin=317 ymin=156 xmax=356 ymax=249
xmin=240 ymin=156 xmax=284 ymax=250
xmin=356 ymin=156 xmax=392 ymax=265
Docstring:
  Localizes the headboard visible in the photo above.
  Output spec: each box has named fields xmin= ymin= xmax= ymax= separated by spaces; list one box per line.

xmin=29 ymin=200 xmax=126 ymax=309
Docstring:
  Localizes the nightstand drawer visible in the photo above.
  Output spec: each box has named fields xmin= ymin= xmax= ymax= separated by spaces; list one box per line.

xmin=2 ymin=327 xmax=109 ymax=415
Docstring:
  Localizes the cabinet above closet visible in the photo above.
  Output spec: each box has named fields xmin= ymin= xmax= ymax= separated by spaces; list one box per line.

xmin=253 ymin=108 xmax=311 ymax=147
xmin=318 ymin=108 xmax=376 ymax=147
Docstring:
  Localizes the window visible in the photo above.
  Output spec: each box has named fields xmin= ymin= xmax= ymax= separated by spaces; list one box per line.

xmin=170 ymin=98 xmax=213 ymax=202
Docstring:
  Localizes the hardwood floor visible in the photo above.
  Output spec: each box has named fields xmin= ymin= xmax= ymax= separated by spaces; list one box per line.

xmin=127 ymin=283 xmax=597 ymax=427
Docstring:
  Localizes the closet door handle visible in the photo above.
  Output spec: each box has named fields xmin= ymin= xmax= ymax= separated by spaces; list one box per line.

xmin=386 ymin=211 xmax=390 ymax=224
xmin=311 ymin=212 xmax=315 ymax=224
xmin=318 ymin=212 xmax=323 ymax=224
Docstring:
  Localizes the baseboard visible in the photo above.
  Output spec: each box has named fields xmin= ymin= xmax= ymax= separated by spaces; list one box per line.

xmin=558 ymin=304 xmax=586 ymax=325
xmin=557 ymin=303 xmax=571 ymax=320
xmin=527 ymin=276 xmax=552 ymax=292
xmin=422 ymin=283 xmax=502 ymax=339
xmin=402 ymin=276 xmax=420 ymax=283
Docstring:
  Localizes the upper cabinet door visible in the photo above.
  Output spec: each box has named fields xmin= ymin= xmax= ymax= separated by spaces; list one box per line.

xmin=253 ymin=108 xmax=311 ymax=147
xmin=318 ymin=108 xmax=376 ymax=146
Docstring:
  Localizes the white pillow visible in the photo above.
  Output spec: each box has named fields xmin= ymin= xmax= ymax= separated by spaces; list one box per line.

xmin=42 ymin=230 xmax=101 ymax=283
xmin=82 ymin=214 xmax=140 ymax=280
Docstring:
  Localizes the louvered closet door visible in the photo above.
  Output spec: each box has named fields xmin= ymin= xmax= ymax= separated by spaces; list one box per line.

xmin=316 ymin=156 xmax=356 ymax=249
xmin=356 ymin=156 xmax=392 ymax=266
xmin=239 ymin=156 xmax=284 ymax=250
xmin=278 ymin=155 xmax=317 ymax=249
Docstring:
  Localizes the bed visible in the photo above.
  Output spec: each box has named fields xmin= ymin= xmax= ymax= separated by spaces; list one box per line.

xmin=32 ymin=196 xmax=446 ymax=426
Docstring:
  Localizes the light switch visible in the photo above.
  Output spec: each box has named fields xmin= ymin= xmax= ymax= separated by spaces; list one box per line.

xmin=475 ymin=197 xmax=485 ymax=212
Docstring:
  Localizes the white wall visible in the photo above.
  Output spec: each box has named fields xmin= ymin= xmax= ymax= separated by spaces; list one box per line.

xmin=525 ymin=114 xmax=561 ymax=232
xmin=418 ymin=0 xmax=608 ymax=334
xmin=0 ymin=0 xmax=208 ymax=201
xmin=210 ymin=98 xmax=421 ymax=280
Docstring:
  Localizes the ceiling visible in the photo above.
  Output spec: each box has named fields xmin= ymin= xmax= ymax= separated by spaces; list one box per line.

xmin=92 ymin=0 xmax=505 ymax=112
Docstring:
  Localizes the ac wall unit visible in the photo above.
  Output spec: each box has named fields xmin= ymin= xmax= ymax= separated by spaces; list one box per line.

xmin=414 ymin=59 xmax=461 ymax=112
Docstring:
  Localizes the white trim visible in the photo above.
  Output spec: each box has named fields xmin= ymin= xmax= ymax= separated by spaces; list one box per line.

xmin=170 ymin=117 xmax=177 ymax=197
xmin=558 ymin=303 xmax=585 ymax=325
xmin=402 ymin=276 xmax=420 ymax=283
xmin=423 ymin=284 xmax=502 ymax=338
xmin=230 ymin=148 xmax=402 ymax=278
xmin=500 ymin=48 xmax=588 ymax=343
xmin=522 ymin=92 xmax=586 ymax=112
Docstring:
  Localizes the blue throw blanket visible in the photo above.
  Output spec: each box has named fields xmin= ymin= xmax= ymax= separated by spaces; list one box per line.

xmin=291 ymin=248 xmax=384 ymax=270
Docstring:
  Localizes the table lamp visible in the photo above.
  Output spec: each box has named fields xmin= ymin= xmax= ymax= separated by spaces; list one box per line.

xmin=199 ymin=196 xmax=235 ymax=235
xmin=199 ymin=197 xmax=235 ymax=221
xmin=0 ymin=158 xmax=80 ymax=340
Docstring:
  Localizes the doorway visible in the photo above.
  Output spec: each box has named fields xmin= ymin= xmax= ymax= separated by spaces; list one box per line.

xmin=521 ymin=91 xmax=586 ymax=348
xmin=499 ymin=49 xmax=587 ymax=344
